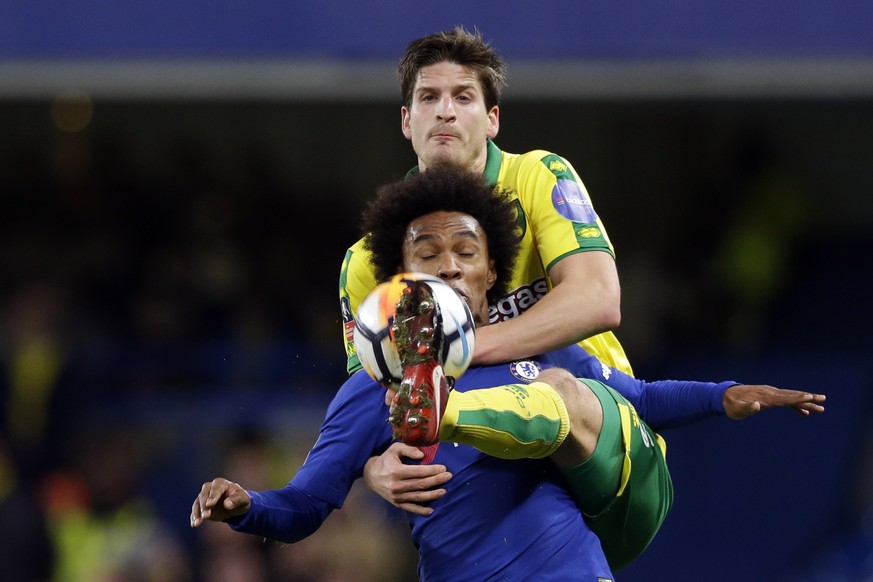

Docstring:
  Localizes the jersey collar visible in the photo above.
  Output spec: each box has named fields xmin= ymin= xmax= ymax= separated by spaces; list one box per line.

xmin=406 ymin=140 xmax=503 ymax=185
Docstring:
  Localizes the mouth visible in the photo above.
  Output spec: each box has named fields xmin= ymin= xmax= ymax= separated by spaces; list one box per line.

xmin=453 ymin=289 xmax=470 ymax=305
xmin=430 ymin=130 xmax=458 ymax=140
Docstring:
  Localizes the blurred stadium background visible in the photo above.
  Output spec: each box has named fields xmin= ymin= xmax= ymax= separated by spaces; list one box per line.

xmin=2 ymin=2 xmax=872 ymax=580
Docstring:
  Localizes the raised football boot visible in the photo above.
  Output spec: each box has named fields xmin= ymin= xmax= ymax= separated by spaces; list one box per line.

xmin=388 ymin=280 xmax=450 ymax=446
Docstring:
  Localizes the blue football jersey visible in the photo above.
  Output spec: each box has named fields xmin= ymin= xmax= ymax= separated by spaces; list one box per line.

xmin=230 ymin=345 xmax=733 ymax=581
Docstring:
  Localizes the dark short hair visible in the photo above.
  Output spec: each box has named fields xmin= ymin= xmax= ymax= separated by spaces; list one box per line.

xmin=398 ymin=27 xmax=507 ymax=110
xmin=362 ymin=166 xmax=520 ymax=305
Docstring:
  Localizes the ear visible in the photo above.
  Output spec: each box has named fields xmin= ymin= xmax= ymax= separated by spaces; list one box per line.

xmin=401 ymin=106 xmax=412 ymax=140
xmin=486 ymin=105 xmax=500 ymax=140
xmin=486 ymin=260 xmax=497 ymax=290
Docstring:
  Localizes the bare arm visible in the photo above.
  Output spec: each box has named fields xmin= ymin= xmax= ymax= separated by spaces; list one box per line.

xmin=363 ymin=442 xmax=453 ymax=516
xmin=723 ymin=385 xmax=826 ymax=419
xmin=473 ymin=251 xmax=621 ymax=365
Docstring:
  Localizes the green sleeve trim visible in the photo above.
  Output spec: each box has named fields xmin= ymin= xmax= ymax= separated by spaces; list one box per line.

xmin=546 ymin=246 xmax=616 ymax=274
xmin=347 ymin=355 xmax=363 ymax=375
xmin=539 ymin=153 xmax=576 ymax=181
xmin=339 ymin=248 xmax=353 ymax=292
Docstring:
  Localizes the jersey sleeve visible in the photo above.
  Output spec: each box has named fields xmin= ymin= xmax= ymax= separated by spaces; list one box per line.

xmin=228 ymin=485 xmax=332 ymax=543
xmin=507 ymin=151 xmax=633 ymax=375
xmin=339 ymin=239 xmax=379 ymax=374
xmin=512 ymin=151 xmax=615 ymax=273
xmin=549 ymin=345 xmax=734 ymax=430
xmin=228 ymin=371 xmax=393 ymax=542
xmin=293 ymin=371 xmax=394 ymax=503
xmin=605 ymin=375 xmax=736 ymax=431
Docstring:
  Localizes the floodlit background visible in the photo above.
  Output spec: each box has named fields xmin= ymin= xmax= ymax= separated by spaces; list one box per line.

xmin=1 ymin=2 xmax=872 ymax=581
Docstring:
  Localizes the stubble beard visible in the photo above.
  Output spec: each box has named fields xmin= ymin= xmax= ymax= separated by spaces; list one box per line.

xmin=424 ymin=145 xmax=481 ymax=173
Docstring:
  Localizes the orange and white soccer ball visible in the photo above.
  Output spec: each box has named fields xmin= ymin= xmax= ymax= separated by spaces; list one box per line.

xmin=353 ymin=272 xmax=476 ymax=386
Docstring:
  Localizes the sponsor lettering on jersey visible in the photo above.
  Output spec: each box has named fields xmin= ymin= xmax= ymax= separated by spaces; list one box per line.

xmin=488 ymin=278 xmax=549 ymax=323
xmin=552 ymin=179 xmax=598 ymax=223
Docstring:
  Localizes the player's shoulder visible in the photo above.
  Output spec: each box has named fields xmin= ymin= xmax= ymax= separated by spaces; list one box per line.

xmin=500 ymin=148 xmax=579 ymax=188
xmin=506 ymin=148 xmax=573 ymax=170
xmin=347 ymin=237 xmax=368 ymax=253
xmin=324 ymin=371 xmax=391 ymax=431
xmin=500 ymin=148 xmax=545 ymax=168
xmin=341 ymin=238 xmax=375 ymax=285
xmin=334 ymin=369 xmax=384 ymax=401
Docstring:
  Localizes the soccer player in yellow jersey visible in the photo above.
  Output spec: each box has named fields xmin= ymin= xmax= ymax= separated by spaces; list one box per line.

xmin=340 ymin=26 xmax=630 ymax=376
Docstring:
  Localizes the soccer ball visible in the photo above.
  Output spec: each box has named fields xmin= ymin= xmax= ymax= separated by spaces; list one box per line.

xmin=354 ymin=272 xmax=476 ymax=386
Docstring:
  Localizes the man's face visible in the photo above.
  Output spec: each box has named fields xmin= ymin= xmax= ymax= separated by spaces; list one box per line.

xmin=401 ymin=61 xmax=500 ymax=174
xmin=402 ymin=211 xmax=496 ymax=326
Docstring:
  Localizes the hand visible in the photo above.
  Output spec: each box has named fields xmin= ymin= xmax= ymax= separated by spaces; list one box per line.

xmin=190 ymin=477 xmax=252 ymax=527
xmin=723 ymin=384 xmax=826 ymax=420
xmin=364 ymin=442 xmax=452 ymax=516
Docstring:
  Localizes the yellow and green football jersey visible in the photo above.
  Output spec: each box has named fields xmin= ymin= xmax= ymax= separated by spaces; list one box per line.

xmin=339 ymin=140 xmax=633 ymax=376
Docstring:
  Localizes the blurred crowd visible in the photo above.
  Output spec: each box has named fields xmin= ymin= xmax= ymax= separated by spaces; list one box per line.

xmin=0 ymin=104 xmax=419 ymax=581
xmin=1 ymin=99 xmax=871 ymax=581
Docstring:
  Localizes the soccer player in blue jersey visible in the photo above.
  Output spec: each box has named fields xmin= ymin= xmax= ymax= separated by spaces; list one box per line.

xmin=191 ymin=168 xmax=825 ymax=580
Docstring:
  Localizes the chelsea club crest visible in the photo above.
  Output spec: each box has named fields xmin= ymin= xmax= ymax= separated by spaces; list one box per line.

xmin=509 ymin=360 xmax=542 ymax=382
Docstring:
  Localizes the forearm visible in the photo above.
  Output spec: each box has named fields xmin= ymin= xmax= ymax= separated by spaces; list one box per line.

xmin=632 ymin=379 xmax=737 ymax=430
xmin=228 ymin=485 xmax=333 ymax=544
xmin=473 ymin=274 xmax=620 ymax=365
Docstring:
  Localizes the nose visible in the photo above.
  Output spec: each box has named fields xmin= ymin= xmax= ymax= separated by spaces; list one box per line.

xmin=435 ymin=96 xmax=456 ymax=121
xmin=437 ymin=255 xmax=461 ymax=280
